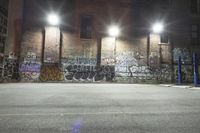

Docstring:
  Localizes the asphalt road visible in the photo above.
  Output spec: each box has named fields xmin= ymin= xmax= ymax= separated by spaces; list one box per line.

xmin=0 ymin=83 xmax=200 ymax=133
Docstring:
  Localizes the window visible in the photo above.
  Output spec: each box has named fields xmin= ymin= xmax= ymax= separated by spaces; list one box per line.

xmin=192 ymin=25 xmax=198 ymax=38
xmin=160 ymin=34 xmax=169 ymax=44
xmin=0 ymin=36 xmax=5 ymax=53
xmin=191 ymin=0 xmax=200 ymax=14
xmin=154 ymin=0 xmax=173 ymax=7
xmin=161 ymin=0 xmax=173 ymax=6
xmin=191 ymin=24 xmax=200 ymax=45
xmin=0 ymin=6 xmax=8 ymax=54
xmin=80 ymin=15 xmax=92 ymax=39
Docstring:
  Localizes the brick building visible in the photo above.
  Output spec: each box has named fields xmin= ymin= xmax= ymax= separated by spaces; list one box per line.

xmin=0 ymin=0 xmax=9 ymax=63
xmin=4 ymin=0 xmax=200 ymax=83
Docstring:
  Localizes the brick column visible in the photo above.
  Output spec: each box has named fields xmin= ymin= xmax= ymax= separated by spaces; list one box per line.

xmin=44 ymin=27 xmax=60 ymax=63
xmin=6 ymin=0 xmax=23 ymax=56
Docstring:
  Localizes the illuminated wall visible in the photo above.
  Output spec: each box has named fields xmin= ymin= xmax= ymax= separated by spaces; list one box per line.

xmin=44 ymin=27 xmax=60 ymax=63
xmin=6 ymin=0 xmax=23 ymax=56
xmin=18 ymin=0 xmax=172 ymax=83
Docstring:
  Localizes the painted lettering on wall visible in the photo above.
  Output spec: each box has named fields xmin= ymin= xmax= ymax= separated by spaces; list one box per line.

xmin=40 ymin=64 xmax=64 ymax=81
xmin=20 ymin=63 xmax=41 ymax=73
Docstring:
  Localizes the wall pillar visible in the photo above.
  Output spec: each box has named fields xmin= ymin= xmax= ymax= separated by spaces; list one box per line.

xmin=43 ymin=27 xmax=60 ymax=63
xmin=96 ymin=36 xmax=102 ymax=67
xmin=6 ymin=0 xmax=23 ymax=56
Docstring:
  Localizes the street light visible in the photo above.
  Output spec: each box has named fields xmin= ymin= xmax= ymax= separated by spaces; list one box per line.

xmin=152 ymin=22 xmax=164 ymax=34
xmin=108 ymin=25 xmax=120 ymax=63
xmin=147 ymin=22 xmax=164 ymax=66
xmin=47 ymin=13 xmax=60 ymax=26
xmin=44 ymin=13 xmax=61 ymax=64
xmin=108 ymin=25 xmax=120 ymax=37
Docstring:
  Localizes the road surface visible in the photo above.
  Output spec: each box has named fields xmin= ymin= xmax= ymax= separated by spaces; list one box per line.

xmin=0 ymin=83 xmax=200 ymax=133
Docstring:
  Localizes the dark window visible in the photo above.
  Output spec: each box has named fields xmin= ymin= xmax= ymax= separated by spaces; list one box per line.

xmin=3 ymin=27 xmax=6 ymax=34
xmin=80 ymin=16 xmax=92 ymax=39
xmin=154 ymin=0 xmax=173 ymax=7
xmin=0 ymin=36 xmax=5 ymax=53
xmin=0 ymin=4 xmax=8 ymax=55
xmin=160 ymin=0 xmax=172 ymax=6
xmin=160 ymin=34 xmax=169 ymax=44
xmin=191 ymin=24 xmax=200 ymax=45
xmin=191 ymin=0 xmax=200 ymax=14
xmin=0 ymin=26 xmax=2 ymax=33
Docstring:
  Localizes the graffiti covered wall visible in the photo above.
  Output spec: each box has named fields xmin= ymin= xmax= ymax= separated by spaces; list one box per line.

xmin=173 ymin=48 xmax=193 ymax=83
xmin=4 ymin=57 xmax=19 ymax=81
xmin=44 ymin=27 xmax=60 ymax=63
xmin=173 ymin=48 xmax=191 ymax=62
xmin=19 ymin=51 xmax=41 ymax=81
xmin=39 ymin=64 xmax=64 ymax=82
xmin=114 ymin=51 xmax=171 ymax=82
xmin=17 ymin=30 xmax=173 ymax=83
xmin=15 ymin=45 xmax=199 ymax=84
xmin=62 ymin=57 xmax=115 ymax=82
xmin=0 ymin=53 xmax=20 ymax=82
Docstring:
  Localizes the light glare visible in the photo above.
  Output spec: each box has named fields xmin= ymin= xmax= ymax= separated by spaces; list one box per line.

xmin=108 ymin=26 xmax=120 ymax=37
xmin=47 ymin=13 xmax=60 ymax=26
xmin=152 ymin=23 xmax=164 ymax=33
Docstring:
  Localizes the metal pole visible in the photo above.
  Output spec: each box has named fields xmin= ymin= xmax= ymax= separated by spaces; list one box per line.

xmin=96 ymin=36 xmax=102 ymax=67
xmin=177 ymin=56 xmax=182 ymax=84
xmin=193 ymin=52 xmax=199 ymax=86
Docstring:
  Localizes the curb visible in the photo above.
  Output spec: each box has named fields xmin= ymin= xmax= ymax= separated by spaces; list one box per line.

xmin=160 ymin=84 xmax=172 ymax=87
xmin=160 ymin=84 xmax=194 ymax=89
xmin=188 ymin=87 xmax=200 ymax=90
xmin=171 ymin=85 xmax=193 ymax=89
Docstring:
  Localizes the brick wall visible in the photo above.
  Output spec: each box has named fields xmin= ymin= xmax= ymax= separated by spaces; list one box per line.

xmin=18 ymin=0 xmax=170 ymax=83
xmin=6 ymin=0 xmax=23 ymax=56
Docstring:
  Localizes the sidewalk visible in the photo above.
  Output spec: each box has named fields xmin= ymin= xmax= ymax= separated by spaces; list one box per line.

xmin=160 ymin=84 xmax=200 ymax=89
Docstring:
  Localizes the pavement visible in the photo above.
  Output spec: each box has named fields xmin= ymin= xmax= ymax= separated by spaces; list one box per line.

xmin=0 ymin=83 xmax=200 ymax=133
xmin=160 ymin=84 xmax=200 ymax=89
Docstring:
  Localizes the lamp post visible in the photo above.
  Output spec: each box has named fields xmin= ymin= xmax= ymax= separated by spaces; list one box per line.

xmin=108 ymin=25 xmax=120 ymax=63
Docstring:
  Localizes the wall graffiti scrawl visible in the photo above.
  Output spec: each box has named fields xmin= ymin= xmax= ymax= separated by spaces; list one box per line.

xmin=173 ymin=48 xmax=191 ymax=62
xmin=19 ymin=51 xmax=41 ymax=81
xmin=62 ymin=57 xmax=115 ymax=82
xmin=115 ymin=51 xmax=146 ymax=77
xmin=2 ymin=56 xmax=20 ymax=81
xmin=40 ymin=64 xmax=64 ymax=81
xmin=16 ymin=50 xmax=172 ymax=83
xmin=19 ymin=62 xmax=41 ymax=81
xmin=44 ymin=27 xmax=60 ymax=63
xmin=114 ymin=51 xmax=171 ymax=82
xmin=20 ymin=63 xmax=41 ymax=73
xmin=63 ymin=65 xmax=115 ymax=82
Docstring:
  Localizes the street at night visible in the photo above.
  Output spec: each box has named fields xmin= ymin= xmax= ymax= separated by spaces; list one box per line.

xmin=0 ymin=83 xmax=200 ymax=133
xmin=1 ymin=0 xmax=200 ymax=132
